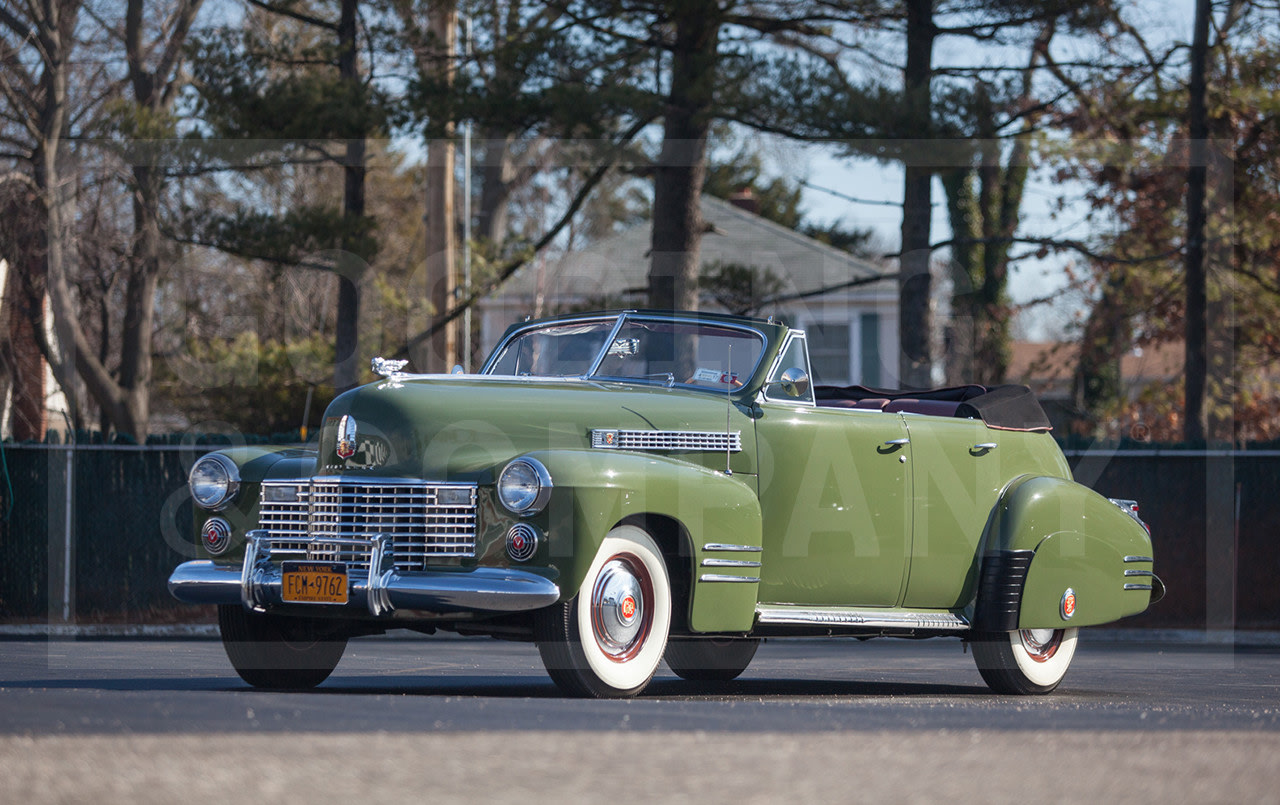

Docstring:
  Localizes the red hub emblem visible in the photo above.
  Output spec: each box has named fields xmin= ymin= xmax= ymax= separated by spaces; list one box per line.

xmin=1061 ymin=588 xmax=1077 ymax=620
xmin=620 ymin=595 xmax=637 ymax=621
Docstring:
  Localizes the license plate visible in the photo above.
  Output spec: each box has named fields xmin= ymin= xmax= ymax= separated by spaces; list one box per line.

xmin=281 ymin=562 xmax=348 ymax=605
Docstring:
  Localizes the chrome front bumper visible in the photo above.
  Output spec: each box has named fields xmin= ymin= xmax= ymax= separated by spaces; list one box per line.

xmin=168 ymin=533 xmax=560 ymax=617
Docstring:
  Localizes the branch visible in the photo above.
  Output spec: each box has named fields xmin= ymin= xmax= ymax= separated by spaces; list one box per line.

xmin=799 ymin=178 xmax=910 ymax=208
xmin=394 ymin=114 xmax=656 ymax=363
xmin=245 ymin=0 xmax=337 ymax=31
xmin=156 ymin=0 xmax=206 ymax=107
xmin=1233 ymin=264 xmax=1280 ymax=298
xmin=164 ymin=230 xmax=343 ymax=274
xmin=895 ymin=235 xmax=1185 ymax=266
xmin=0 ymin=5 xmax=33 ymax=40
xmin=763 ymin=271 xmax=899 ymax=305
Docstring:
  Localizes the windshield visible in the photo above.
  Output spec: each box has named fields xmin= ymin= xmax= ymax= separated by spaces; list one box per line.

xmin=484 ymin=314 xmax=766 ymax=389
xmin=484 ymin=320 xmax=615 ymax=377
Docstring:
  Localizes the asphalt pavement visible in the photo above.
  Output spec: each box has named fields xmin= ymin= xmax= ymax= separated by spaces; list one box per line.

xmin=1 ymin=634 xmax=1278 ymax=803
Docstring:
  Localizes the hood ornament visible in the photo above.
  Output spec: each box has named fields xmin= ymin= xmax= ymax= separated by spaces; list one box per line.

xmin=371 ymin=357 xmax=409 ymax=378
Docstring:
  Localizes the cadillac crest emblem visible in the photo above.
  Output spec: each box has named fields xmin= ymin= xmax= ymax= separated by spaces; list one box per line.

xmin=336 ymin=414 xmax=357 ymax=459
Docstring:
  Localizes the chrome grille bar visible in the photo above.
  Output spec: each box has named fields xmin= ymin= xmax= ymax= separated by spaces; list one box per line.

xmin=259 ymin=478 xmax=478 ymax=572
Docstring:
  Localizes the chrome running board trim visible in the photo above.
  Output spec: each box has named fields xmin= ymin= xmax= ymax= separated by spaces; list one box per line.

xmin=755 ymin=605 xmax=970 ymax=631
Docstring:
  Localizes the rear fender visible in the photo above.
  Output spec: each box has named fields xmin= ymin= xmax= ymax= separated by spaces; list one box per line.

xmin=975 ymin=475 xmax=1155 ymax=630
xmin=527 ymin=449 xmax=762 ymax=632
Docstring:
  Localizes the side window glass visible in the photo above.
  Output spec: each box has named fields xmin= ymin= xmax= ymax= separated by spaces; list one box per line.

xmin=764 ymin=335 xmax=814 ymax=404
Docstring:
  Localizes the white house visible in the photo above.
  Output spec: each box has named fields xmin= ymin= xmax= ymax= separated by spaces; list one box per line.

xmin=479 ymin=194 xmax=901 ymax=388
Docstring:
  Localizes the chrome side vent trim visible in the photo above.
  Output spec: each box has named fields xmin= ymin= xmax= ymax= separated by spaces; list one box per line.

xmin=701 ymin=558 xmax=762 ymax=568
xmin=591 ymin=429 xmax=742 ymax=452
xmin=703 ymin=543 xmax=762 ymax=553
xmin=700 ymin=574 xmax=760 ymax=583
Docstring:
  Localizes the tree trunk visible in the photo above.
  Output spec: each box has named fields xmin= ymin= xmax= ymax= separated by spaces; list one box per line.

xmin=898 ymin=0 xmax=936 ymax=389
xmin=649 ymin=3 xmax=719 ymax=312
xmin=477 ymin=131 xmax=516 ymax=245
xmin=1183 ymin=0 xmax=1211 ymax=443
xmin=335 ymin=0 xmax=367 ymax=391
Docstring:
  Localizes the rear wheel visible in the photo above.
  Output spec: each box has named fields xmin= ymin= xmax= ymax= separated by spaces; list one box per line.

xmin=217 ymin=605 xmax=348 ymax=689
xmin=665 ymin=637 xmax=759 ymax=682
xmin=971 ymin=627 xmax=1078 ymax=695
xmin=535 ymin=526 xmax=671 ymax=698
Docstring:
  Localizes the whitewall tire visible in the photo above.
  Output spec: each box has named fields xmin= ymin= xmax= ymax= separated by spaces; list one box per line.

xmin=535 ymin=525 xmax=672 ymax=698
xmin=972 ymin=627 xmax=1079 ymax=695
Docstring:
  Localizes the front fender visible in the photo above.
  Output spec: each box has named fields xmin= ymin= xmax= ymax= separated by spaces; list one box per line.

xmin=527 ymin=449 xmax=762 ymax=632
xmin=977 ymin=475 xmax=1155 ymax=630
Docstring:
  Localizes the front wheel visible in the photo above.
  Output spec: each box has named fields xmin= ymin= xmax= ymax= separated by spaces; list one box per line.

xmin=217 ymin=605 xmax=348 ymax=689
xmin=535 ymin=526 xmax=671 ymax=698
xmin=971 ymin=627 xmax=1079 ymax=695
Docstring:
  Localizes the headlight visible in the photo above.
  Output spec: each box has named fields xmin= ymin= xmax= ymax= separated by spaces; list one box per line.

xmin=497 ymin=457 xmax=552 ymax=515
xmin=188 ymin=454 xmax=241 ymax=511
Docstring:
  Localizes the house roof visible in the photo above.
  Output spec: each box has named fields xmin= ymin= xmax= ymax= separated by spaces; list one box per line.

xmin=1009 ymin=340 xmax=1185 ymax=398
xmin=492 ymin=194 xmax=894 ymax=305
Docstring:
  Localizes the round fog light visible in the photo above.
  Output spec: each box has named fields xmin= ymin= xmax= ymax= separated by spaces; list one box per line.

xmin=201 ymin=517 xmax=233 ymax=555
xmin=506 ymin=523 xmax=540 ymax=562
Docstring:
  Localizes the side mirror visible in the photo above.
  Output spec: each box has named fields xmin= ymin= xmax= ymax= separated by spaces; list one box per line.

xmin=772 ymin=367 xmax=811 ymax=399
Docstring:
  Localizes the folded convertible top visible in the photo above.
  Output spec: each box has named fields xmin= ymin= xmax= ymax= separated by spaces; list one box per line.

xmin=813 ymin=383 xmax=1053 ymax=432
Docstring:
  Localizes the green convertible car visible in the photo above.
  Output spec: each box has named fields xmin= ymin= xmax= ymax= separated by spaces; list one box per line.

xmin=169 ymin=309 xmax=1161 ymax=697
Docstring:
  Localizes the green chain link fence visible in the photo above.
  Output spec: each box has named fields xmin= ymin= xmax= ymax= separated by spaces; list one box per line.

xmin=0 ymin=444 xmax=199 ymax=622
xmin=1 ymin=441 xmax=1278 ymax=629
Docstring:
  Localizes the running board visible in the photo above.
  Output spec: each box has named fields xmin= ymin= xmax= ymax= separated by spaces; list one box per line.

xmin=755 ymin=605 xmax=970 ymax=632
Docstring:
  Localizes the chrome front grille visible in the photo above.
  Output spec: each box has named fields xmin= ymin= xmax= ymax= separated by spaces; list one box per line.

xmin=258 ymin=479 xmax=478 ymax=572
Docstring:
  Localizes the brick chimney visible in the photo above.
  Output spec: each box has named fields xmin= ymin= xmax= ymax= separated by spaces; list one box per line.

xmin=727 ymin=187 xmax=759 ymax=215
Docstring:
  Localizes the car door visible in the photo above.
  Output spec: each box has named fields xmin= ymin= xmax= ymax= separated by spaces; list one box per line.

xmin=900 ymin=418 xmax=1074 ymax=610
xmin=754 ymin=402 xmax=913 ymax=608
xmin=897 ymin=416 xmax=1002 ymax=610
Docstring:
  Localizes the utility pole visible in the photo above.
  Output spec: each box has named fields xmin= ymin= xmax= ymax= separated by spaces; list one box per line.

xmin=425 ymin=0 xmax=458 ymax=372
xmin=1183 ymin=0 xmax=1211 ymax=443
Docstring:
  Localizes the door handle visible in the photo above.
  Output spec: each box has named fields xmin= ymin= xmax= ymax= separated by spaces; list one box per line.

xmin=883 ymin=438 xmax=910 ymax=446
xmin=971 ymin=442 xmax=998 ymax=453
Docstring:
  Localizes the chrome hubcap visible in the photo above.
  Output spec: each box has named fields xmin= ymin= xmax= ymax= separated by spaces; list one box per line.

xmin=590 ymin=557 xmax=651 ymax=660
xmin=1019 ymin=628 xmax=1062 ymax=662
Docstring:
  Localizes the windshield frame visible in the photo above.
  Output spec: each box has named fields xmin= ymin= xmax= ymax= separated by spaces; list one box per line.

xmin=481 ymin=312 xmax=772 ymax=394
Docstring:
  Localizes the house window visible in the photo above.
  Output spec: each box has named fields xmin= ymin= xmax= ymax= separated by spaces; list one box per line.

xmin=805 ymin=313 xmax=883 ymax=387
xmin=807 ymin=322 xmax=851 ymax=385
xmin=860 ymin=312 xmax=881 ymax=387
